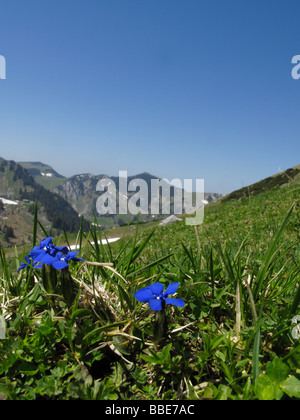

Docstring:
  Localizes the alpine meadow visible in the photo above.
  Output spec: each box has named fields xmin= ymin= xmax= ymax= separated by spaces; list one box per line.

xmin=1 ymin=0 xmax=300 ymax=403
xmin=0 ymin=165 xmax=300 ymax=400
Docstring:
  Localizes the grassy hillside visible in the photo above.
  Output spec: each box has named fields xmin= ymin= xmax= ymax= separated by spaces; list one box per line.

xmin=0 ymin=175 xmax=299 ymax=400
xmin=0 ymin=159 xmax=88 ymax=246
xmin=222 ymin=164 xmax=300 ymax=202
xmin=18 ymin=161 xmax=66 ymax=190
xmin=0 ymin=201 xmax=53 ymax=248
xmin=18 ymin=161 xmax=65 ymax=179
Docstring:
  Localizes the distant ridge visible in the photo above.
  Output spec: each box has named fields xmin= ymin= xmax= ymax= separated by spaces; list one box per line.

xmin=18 ymin=161 xmax=65 ymax=179
xmin=222 ymin=165 xmax=300 ymax=202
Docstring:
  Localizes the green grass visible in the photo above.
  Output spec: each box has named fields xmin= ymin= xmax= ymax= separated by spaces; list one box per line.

xmin=0 ymin=183 xmax=300 ymax=400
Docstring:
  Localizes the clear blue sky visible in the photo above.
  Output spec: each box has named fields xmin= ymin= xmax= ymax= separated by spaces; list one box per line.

xmin=1 ymin=0 xmax=300 ymax=194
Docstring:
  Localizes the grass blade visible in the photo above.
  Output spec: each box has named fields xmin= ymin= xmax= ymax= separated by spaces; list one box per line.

xmin=254 ymin=204 xmax=294 ymax=300
xmin=252 ymin=326 xmax=261 ymax=381
xmin=32 ymin=200 xmax=38 ymax=248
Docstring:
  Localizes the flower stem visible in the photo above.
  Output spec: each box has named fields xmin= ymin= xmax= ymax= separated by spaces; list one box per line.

xmin=153 ymin=301 xmax=168 ymax=344
xmin=61 ymin=267 xmax=78 ymax=307
xmin=42 ymin=264 xmax=57 ymax=295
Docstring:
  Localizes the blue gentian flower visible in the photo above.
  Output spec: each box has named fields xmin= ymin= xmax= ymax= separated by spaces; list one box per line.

xmin=135 ymin=282 xmax=185 ymax=311
xmin=30 ymin=237 xmax=69 ymax=262
xmin=17 ymin=255 xmax=42 ymax=272
xmin=51 ymin=250 xmax=85 ymax=270
xmin=20 ymin=237 xmax=84 ymax=271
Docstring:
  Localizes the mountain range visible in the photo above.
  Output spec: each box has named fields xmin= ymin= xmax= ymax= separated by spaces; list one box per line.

xmin=16 ymin=161 xmax=222 ymax=223
xmin=1 ymin=155 xmax=299 ymax=247
xmin=0 ymin=157 xmax=222 ymax=245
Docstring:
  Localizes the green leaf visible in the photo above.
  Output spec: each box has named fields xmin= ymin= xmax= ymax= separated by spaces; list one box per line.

xmin=18 ymin=361 xmax=39 ymax=376
xmin=281 ymin=375 xmax=300 ymax=398
xmin=35 ymin=376 xmax=62 ymax=397
xmin=141 ymin=343 xmax=172 ymax=365
xmin=216 ymin=384 xmax=232 ymax=400
xmin=161 ymin=343 xmax=172 ymax=361
xmin=70 ymin=309 xmax=91 ymax=323
xmin=18 ymin=282 xmax=44 ymax=317
xmin=266 ymin=358 xmax=289 ymax=384
xmin=255 ymin=374 xmax=276 ymax=400
xmin=113 ymin=335 xmax=131 ymax=356
xmin=141 ymin=352 xmax=160 ymax=364
xmin=211 ymin=335 xmax=226 ymax=351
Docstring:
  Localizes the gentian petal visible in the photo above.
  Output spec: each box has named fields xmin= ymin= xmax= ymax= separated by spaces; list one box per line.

xmin=135 ymin=287 xmax=154 ymax=303
xmin=67 ymin=251 xmax=83 ymax=260
xmin=148 ymin=283 xmax=164 ymax=296
xmin=33 ymin=263 xmax=43 ymax=269
xmin=67 ymin=250 xmax=80 ymax=258
xmin=24 ymin=255 xmax=31 ymax=264
xmin=40 ymin=237 xmax=53 ymax=248
xmin=18 ymin=255 xmax=42 ymax=272
xmin=34 ymin=253 xmax=56 ymax=265
xmin=52 ymin=259 xmax=69 ymax=270
xmin=55 ymin=251 xmax=65 ymax=260
xmin=75 ymin=257 xmax=85 ymax=262
xmin=165 ymin=297 xmax=185 ymax=308
xmin=149 ymin=298 xmax=163 ymax=311
xmin=18 ymin=262 xmax=28 ymax=272
xmin=164 ymin=282 xmax=180 ymax=297
xmin=48 ymin=246 xmax=59 ymax=256
xmin=54 ymin=246 xmax=69 ymax=255
xmin=29 ymin=246 xmax=44 ymax=259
